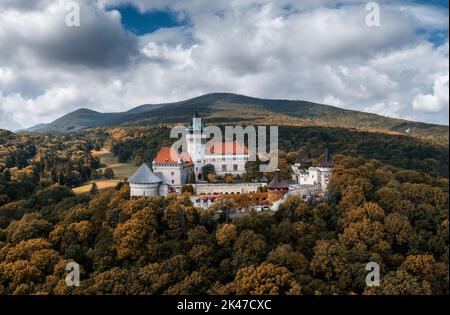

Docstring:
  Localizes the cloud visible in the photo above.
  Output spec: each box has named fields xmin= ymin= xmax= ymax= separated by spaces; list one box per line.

xmin=413 ymin=73 xmax=449 ymax=112
xmin=0 ymin=86 xmax=87 ymax=129
xmin=398 ymin=3 xmax=449 ymax=30
xmin=0 ymin=67 xmax=15 ymax=84
xmin=0 ymin=0 xmax=448 ymax=130
xmin=0 ymin=0 xmax=53 ymax=11
xmin=0 ymin=0 xmax=139 ymax=68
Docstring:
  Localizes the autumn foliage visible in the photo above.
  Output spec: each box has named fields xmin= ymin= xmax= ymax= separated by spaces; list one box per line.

xmin=0 ymin=153 xmax=447 ymax=295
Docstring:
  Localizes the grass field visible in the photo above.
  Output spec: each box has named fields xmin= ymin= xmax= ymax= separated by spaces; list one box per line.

xmin=73 ymin=149 xmax=139 ymax=195
xmin=72 ymin=180 xmax=120 ymax=194
xmin=92 ymin=148 xmax=139 ymax=179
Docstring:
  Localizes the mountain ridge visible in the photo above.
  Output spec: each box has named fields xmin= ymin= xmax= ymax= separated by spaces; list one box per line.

xmin=19 ymin=93 xmax=449 ymax=143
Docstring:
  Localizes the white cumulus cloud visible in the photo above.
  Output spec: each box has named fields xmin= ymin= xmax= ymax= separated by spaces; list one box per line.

xmin=413 ymin=73 xmax=449 ymax=113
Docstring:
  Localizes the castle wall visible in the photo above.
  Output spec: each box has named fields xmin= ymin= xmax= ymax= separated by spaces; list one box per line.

xmin=204 ymin=154 xmax=247 ymax=176
xmin=152 ymin=163 xmax=194 ymax=185
xmin=158 ymin=184 xmax=169 ymax=196
xmin=194 ymin=182 xmax=263 ymax=195
xmin=130 ymin=183 xmax=160 ymax=197
xmin=291 ymin=166 xmax=332 ymax=192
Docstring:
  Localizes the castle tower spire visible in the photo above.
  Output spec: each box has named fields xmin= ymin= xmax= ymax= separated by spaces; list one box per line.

xmin=186 ymin=112 xmax=207 ymax=180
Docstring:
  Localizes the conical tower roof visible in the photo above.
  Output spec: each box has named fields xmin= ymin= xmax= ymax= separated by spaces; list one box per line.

xmin=295 ymin=150 xmax=312 ymax=163
xmin=127 ymin=163 xmax=162 ymax=184
xmin=267 ymin=169 xmax=289 ymax=189
xmin=318 ymin=148 xmax=336 ymax=167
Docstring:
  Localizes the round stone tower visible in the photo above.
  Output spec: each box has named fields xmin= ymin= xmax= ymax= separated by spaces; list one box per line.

xmin=128 ymin=163 xmax=162 ymax=197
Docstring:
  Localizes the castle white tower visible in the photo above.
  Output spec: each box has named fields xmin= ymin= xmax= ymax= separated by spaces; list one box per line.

xmin=186 ymin=112 xmax=208 ymax=180
xmin=128 ymin=163 xmax=168 ymax=197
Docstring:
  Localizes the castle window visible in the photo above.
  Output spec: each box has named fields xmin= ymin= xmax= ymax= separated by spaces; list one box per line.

xmin=222 ymin=165 xmax=227 ymax=172
xmin=233 ymin=164 xmax=238 ymax=171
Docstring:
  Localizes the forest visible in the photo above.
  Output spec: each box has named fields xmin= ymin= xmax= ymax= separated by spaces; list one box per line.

xmin=0 ymin=129 xmax=99 ymax=206
xmin=0 ymin=126 xmax=448 ymax=295
xmin=89 ymin=126 xmax=448 ymax=177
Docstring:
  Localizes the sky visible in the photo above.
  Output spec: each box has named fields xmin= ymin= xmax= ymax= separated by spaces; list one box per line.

xmin=0 ymin=0 xmax=448 ymax=131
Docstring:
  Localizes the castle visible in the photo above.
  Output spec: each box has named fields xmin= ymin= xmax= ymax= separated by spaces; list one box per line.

xmin=185 ymin=112 xmax=249 ymax=180
xmin=129 ymin=113 xmax=250 ymax=196
xmin=128 ymin=113 xmax=335 ymax=201
xmin=152 ymin=147 xmax=194 ymax=194
xmin=291 ymin=148 xmax=335 ymax=192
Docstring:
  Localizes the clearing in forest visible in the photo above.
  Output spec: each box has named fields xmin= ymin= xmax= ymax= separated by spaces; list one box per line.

xmin=73 ymin=148 xmax=138 ymax=194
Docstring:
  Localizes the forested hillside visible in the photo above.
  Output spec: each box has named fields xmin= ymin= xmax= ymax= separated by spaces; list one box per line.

xmin=85 ymin=125 xmax=448 ymax=178
xmin=0 ymin=156 xmax=447 ymax=294
xmin=23 ymin=93 xmax=449 ymax=145
xmin=1 ymin=130 xmax=99 ymax=206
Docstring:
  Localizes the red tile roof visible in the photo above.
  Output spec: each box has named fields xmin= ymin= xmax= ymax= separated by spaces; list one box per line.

xmin=208 ymin=142 xmax=248 ymax=155
xmin=154 ymin=147 xmax=193 ymax=165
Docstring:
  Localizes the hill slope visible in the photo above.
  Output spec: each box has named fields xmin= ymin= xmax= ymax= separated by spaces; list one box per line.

xmin=22 ymin=93 xmax=449 ymax=143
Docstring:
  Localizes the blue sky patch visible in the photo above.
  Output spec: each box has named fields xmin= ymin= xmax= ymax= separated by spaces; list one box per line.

xmin=411 ymin=0 xmax=449 ymax=8
xmin=108 ymin=4 xmax=185 ymax=36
